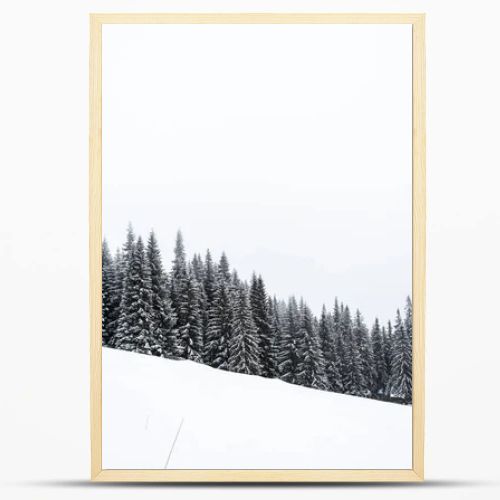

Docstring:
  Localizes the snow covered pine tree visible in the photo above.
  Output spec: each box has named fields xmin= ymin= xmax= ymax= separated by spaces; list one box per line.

xmin=112 ymin=237 xmax=154 ymax=354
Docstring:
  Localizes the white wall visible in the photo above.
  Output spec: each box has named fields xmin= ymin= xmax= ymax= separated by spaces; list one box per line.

xmin=1 ymin=1 xmax=499 ymax=499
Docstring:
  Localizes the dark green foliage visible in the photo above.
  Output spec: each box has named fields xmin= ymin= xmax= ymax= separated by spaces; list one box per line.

xmin=170 ymin=230 xmax=187 ymax=315
xmin=382 ymin=322 xmax=393 ymax=396
xmin=102 ymin=239 xmax=118 ymax=346
xmin=390 ymin=310 xmax=412 ymax=403
xmin=203 ymin=250 xmax=217 ymax=306
xmin=297 ymin=301 xmax=327 ymax=390
xmin=331 ymin=298 xmax=345 ymax=392
xmin=339 ymin=306 xmax=355 ymax=393
xmin=122 ymin=223 xmax=136 ymax=264
xmin=352 ymin=310 xmax=373 ymax=397
xmin=267 ymin=297 xmax=282 ymax=376
xmin=191 ymin=253 xmax=205 ymax=282
xmin=276 ymin=297 xmax=301 ymax=385
xmin=170 ymin=231 xmax=204 ymax=361
xmin=319 ymin=305 xmax=342 ymax=392
xmin=228 ymin=283 xmax=261 ymax=375
xmin=371 ymin=318 xmax=388 ymax=396
xmin=107 ymin=224 xmax=135 ymax=340
xmin=200 ymin=250 xmax=217 ymax=362
xmin=218 ymin=252 xmax=231 ymax=282
xmin=146 ymin=231 xmax=177 ymax=357
xmin=177 ymin=267 xmax=204 ymax=362
xmin=113 ymin=237 xmax=154 ymax=354
xmin=204 ymin=255 xmax=233 ymax=370
xmin=404 ymin=296 xmax=413 ymax=345
xmin=250 ymin=274 xmax=274 ymax=378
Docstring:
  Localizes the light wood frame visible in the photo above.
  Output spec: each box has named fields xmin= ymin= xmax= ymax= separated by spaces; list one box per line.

xmin=89 ymin=13 xmax=425 ymax=482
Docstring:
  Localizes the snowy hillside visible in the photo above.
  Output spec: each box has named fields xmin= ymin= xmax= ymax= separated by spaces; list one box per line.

xmin=102 ymin=347 xmax=412 ymax=469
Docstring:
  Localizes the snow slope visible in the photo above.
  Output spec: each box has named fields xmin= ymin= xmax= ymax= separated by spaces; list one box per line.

xmin=102 ymin=347 xmax=412 ymax=469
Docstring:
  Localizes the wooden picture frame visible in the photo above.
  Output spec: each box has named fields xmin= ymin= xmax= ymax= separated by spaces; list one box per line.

xmin=89 ymin=13 xmax=425 ymax=482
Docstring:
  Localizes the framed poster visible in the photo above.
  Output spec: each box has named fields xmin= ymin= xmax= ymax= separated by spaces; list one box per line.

xmin=90 ymin=13 xmax=425 ymax=482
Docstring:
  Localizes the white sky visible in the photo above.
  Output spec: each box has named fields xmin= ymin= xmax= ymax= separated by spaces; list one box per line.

xmin=102 ymin=24 xmax=412 ymax=325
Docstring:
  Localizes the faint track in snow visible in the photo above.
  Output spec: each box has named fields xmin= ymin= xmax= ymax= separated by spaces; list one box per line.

xmin=163 ymin=417 xmax=184 ymax=469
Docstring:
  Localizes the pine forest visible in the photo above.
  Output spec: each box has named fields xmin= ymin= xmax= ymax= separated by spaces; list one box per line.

xmin=102 ymin=225 xmax=413 ymax=405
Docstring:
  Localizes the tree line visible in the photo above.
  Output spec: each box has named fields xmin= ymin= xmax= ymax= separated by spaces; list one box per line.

xmin=102 ymin=225 xmax=413 ymax=404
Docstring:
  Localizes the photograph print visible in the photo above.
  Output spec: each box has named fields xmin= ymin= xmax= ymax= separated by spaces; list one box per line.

xmin=93 ymin=15 xmax=424 ymax=476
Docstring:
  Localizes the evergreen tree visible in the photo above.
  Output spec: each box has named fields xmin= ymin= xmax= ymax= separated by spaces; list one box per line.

xmin=230 ymin=269 xmax=241 ymax=296
xmin=204 ymin=255 xmax=233 ymax=370
xmin=332 ymin=298 xmax=345 ymax=393
xmin=102 ymin=239 xmax=117 ymax=346
xmin=340 ymin=306 xmax=356 ymax=393
xmin=105 ymin=248 xmax=125 ymax=338
xmin=203 ymin=250 xmax=217 ymax=305
xmin=117 ymin=222 xmax=136 ymax=290
xmin=112 ymin=237 xmax=153 ymax=354
xmin=146 ymin=231 xmax=177 ymax=357
xmin=404 ymin=295 xmax=413 ymax=344
xmin=228 ymin=283 xmax=261 ymax=375
xmin=297 ymin=300 xmax=326 ymax=389
xmin=218 ymin=252 xmax=231 ymax=283
xmin=170 ymin=230 xmax=189 ymax=349
xmin=318 ymin=306 xmax=330 ymax=354
xmin=177 ymin=267 xmax=204 ymax=361
xmin=108 ymin=224 xmax=136 ymax=336
xmin=390 ymin=310 xmax=412 ymax=403
xmin=276 ymin=297 xmax=301 ymax=384
xmin=267 ymin=297 xmax=281 ymax=376
xmin=191 ymin=253 xmax=205 ymax=283
xmin=352 ymin=310 xmax=373 ymax=397
xmin=170 ymin=230 xmax=187 ymax=312
xmin=191 ymin=253 xmax=207 ymax=351
xmin=371 ymin=318 xmax=387 ymax=396
xmin=201 ymin=250 xmax=217 ymax=362
xmin=250 ymin=274 xmax=274 ymax=377
xmin=404 ymin=296 xmax=413 ymax=394
xmin=382 ymin=322 xmax=394 ymax=397
xmin=122 ymin=223 xmax=136 ymax=264
xmin=319 ymin=305 xmax=342 ymax=392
